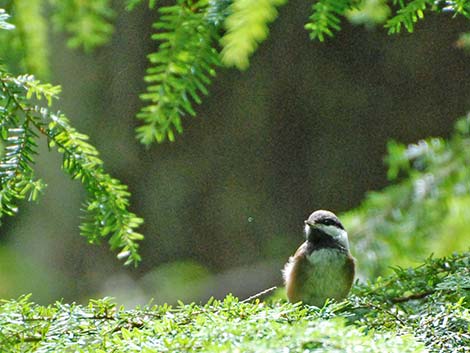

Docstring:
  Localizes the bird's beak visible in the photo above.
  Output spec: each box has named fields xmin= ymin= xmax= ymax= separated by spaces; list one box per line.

xmin=304 ymin=220 xmax=316 ymax=228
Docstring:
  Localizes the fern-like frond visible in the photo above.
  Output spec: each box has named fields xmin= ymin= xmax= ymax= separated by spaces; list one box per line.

xmin=136 ymin=1 xmax=220 ymax=144
xmin=305 ymin=0 xmax=355 ymax=41
xmin=220 ymin=0 xmax=286 ymax=70
xmin=385 ymin=0 xmax=432 ymax=33
xmin=207 ymin=0 xmax=232 ymax=27
xmin=44 ymin=110 xmax=144 ymax=264
xmin=0 ymin=72 xmax=143 ymax=265
xmin=384 ymin=0 xmax=470 ymax=33
xmin=451 ymin=0 xmax=470 ymax=17
xmin=0 ymin=74 xmax=45 ymax=217
xmin=0 ymin=125 xmax=43 ymax=216
xmin=48 ymin=0 xmax=115 ymax=51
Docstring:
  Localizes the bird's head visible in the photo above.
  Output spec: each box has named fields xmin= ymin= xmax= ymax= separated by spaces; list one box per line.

xmin=304 ymin=210 xmax=349 ymax=250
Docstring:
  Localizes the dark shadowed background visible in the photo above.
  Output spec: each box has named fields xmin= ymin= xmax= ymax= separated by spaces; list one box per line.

xmin=1 ymin=2 xmax=469 ymax=306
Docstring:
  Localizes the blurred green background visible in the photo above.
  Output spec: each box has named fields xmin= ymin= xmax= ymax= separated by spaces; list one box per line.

xmin=1 ymin=2 xmax=470 ymax=306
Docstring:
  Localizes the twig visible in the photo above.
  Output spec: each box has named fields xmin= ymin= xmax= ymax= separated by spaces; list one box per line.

xmin=241 ymin=286 xmax=277 ymax=303
xmin=391 ymin=290 xmax=434 ymax=303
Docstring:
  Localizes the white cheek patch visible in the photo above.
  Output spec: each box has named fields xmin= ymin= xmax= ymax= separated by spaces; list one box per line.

xmin=304 ymin=224 xmax=311 ymax=236
xmin=315 ymin=224 xmax=350 ymax=250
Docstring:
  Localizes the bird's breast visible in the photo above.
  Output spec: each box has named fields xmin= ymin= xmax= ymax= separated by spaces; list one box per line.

xmin=302 ymin=248 xmax=353 ymax=305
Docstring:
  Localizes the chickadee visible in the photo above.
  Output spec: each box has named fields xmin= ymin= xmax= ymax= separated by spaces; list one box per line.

xmin=283 ymin=210 xmax=355 ymax=307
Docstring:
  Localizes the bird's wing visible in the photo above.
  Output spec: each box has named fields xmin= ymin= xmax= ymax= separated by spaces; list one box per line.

xmin=344 ymin=254 xmax=356 ymax=286
xmin=283 ymin=242 xmax=312 ymax=303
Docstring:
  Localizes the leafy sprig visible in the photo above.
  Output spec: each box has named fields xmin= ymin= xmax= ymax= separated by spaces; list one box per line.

xmin=305 ymin=0 xmax=356 ymax=41
xmin=385 ymin=0 xmax=431 ymax=33
xmin=0 ymin=72 xmax=143 ymax=265
xmin=220 ymin=0 xmax=286 ymax=69
xmin=136 ymin=1 xmax=221 ymax=144
xmin=4 ymin=1 xmax=470 ymax=145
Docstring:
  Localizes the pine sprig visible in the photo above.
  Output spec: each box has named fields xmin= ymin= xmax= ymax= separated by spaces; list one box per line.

xmin=0 ymin=124 xmax=43 ymax=216
xmin=385 ymin=0 xmax=470 ymax=34
xmin=0 ymin=72 xmax=143 ymax=265
xmin=220 ymin=0 xmax=286 ymax=70
xmin=385 ymin=0 xmax=431 ymax=33
xmin=44 ymin=111 xmax=144 ymax=264
xmin=305 ymin=0 xmax=356 ymax=41
xmin=136 ymin=1 xmax=221 ymax=144
xmin=0 ymin=77 xmax=44 ymax=217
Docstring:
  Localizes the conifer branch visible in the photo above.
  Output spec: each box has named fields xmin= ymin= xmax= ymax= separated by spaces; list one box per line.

xmin=385 ymin=0 xmax=431 ymax=33
xmin=343 ymin=115 xmax=470 ymax=275
xmin=136 ymin=1 xmax=221 ymax=144
xmin=0 ymin=72 xmax=143 ymax=265
xmin=385 ymin=0 xmax=470 ymax=34
xmin=305 ymin=0 xmax=356 ymax=41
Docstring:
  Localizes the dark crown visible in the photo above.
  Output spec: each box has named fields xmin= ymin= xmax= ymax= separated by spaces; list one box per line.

xmin=305 ymin=210 xmax=344 ymax=230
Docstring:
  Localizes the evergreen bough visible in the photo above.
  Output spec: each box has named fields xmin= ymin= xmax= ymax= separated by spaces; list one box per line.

xmin=343 ymin=115 xmax=470 ymax=275
xmin=0 ymin=9 xmax=143 ymax=265
xmin=3 ymin=1 xmax=470 ymax=143
xmin=0 ymin=252 xmax=467 ymax=352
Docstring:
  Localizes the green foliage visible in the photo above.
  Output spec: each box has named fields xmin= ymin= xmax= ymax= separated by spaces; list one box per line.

xmin=0 ymin=72 xmax=143 ymax=265
xmin=0 ymin=8 xmax=143 ymax=264
xmin=220 ymin=0 xmax=286 ymax=70
xmin=305 ymin=0 xmax=355 ymax=41
xmin=207 ymin=0 xmax=232 ymax=27
xmin=385 ymin=0 xmax=431 ymax=33
xmin=0 ymin=296 xmax=423 ymax=352
xmin=347 ymin=252 xmax=470 ymax=352
xmin=342 ymin=115 xmax=470 ymax=276
xmin=346 ymin=0 xmax=391 ymax=27
xmin=13 ymin=0 xmax=49 ymax=78
xmin=49 ymin=0 xmax=115 ymax=51
xmin=0 ymin=2 xmax=49 ymax=78
xmin=2 ymin=252 xmax=468 ymax=352
xmin=135 ymin=1 xmax=221 ymax=144
xmin=305 ymin=0 xmax=470 ymax=39
xmin=0 ymin=9 xmax=14 ymax=30
xmin=126 ymin=0 xmax=159 ymax=10
xmin=3 ymin=1 xmax=470 ymax=144
xmin=385 ymin=0 xmax=470 ymax=34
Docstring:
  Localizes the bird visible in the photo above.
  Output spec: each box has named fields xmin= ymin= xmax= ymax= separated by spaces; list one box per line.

xmin=282 ymin=210 xmax=355 ymax=307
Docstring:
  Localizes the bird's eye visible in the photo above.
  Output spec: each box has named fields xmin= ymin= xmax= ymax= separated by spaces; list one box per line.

xmin=323 ymin=219 xmax=333 ymax=226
